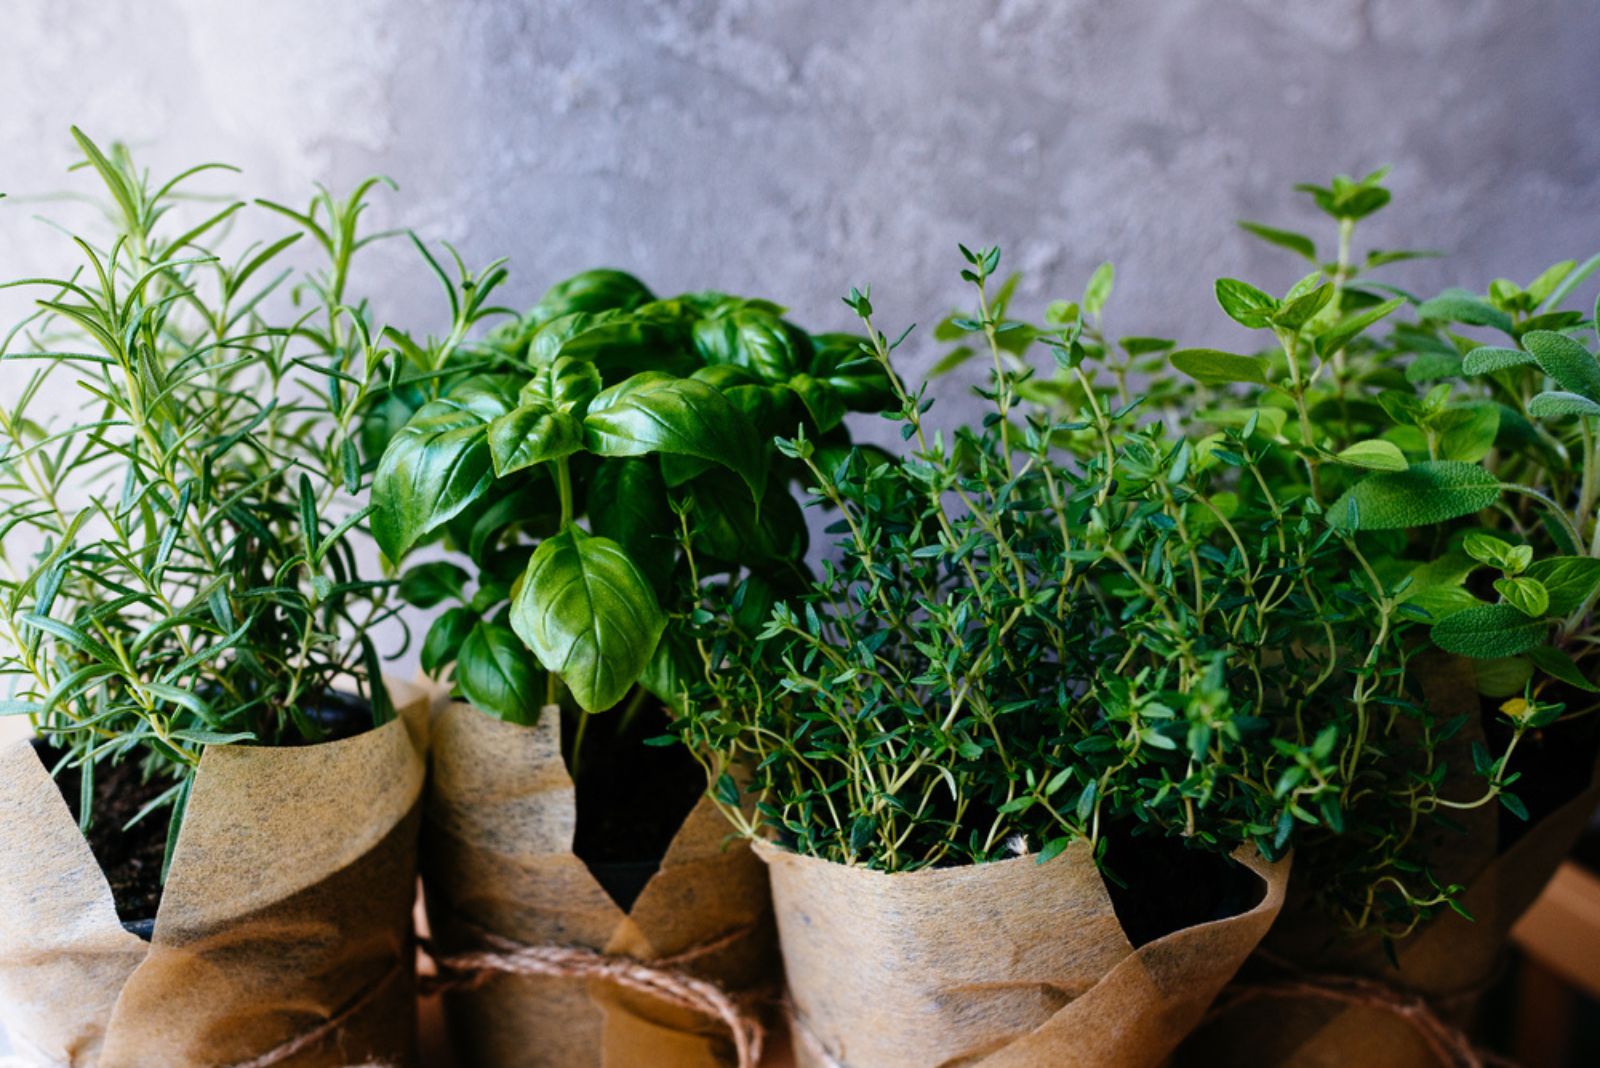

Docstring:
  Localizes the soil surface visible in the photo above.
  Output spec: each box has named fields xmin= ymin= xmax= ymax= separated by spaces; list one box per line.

xmin=1099 ymin=826 xmax=1265 ymax=948
xmin=567 ymin=702 xmax=707 ymax=913
xmin=42 ymin=691 xmax=377 ymax=932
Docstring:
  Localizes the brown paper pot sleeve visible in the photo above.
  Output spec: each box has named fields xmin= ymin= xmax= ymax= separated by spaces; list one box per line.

xmin=756 ymin=838 xmax=1287 ymax=1068
xmin=422 ymin=702 xmax=777 ymax=1068
xmin=0 ymin=678 xmax=429 ymax=1068
xmin=1179 ymin=657 xmax=1600 ymax=1068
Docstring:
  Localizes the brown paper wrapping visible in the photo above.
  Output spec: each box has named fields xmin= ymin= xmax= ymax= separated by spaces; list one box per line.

xmin=0 ymin=679 xmax=429 ymax=1068
xmin=756 ymin=837 xmax=1288 ymax=1068
xmin=422 ymin=703 xmax=777 ymax=1068
xmin=1179 ymin=657 xmax=1600 ymax=1067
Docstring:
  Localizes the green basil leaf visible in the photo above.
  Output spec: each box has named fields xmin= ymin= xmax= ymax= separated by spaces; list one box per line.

xmin=488 ymin=405 xmax=586 ymax=475
xmin=807 ymin=333 xmax=892 ymax=410
xmin=787 ymin=373 xmax=847 ymax=433
xmin=584 ymin=372 xmax=766 ymax=500
xmin=1524 ymin=330 xmax=1600 ymax=402
xmin=541 ymin=311 xmax=698 ymax=379
xmin=689 ymin=467 xmax=808 ymax=566
xmin=1525 ymin=556 xmax=1600 ymax=616
xmin=1333 ymin=440 xmax=1407 ymax=471
xmin=1170 ymin=349 xmax=1269 ymax=386
xmin=587 ymin=458 xmax=676 ymax=586
xmin=509 ymin=527 xmax=665 ymax=714
xmin=723 ymin=381 xmax=805 ymax=439
xmin=1431 ymin=603 xmax=1547 ymax=659
xmin=530 ymin=268 xmax=654 ymax=325
xmin=519 ymin=356 xmax=603 ymax=413
xmin=421 ymin=607 xmax=475 ymax=676
xmin=1214 ymin=278 xmax=1278 ymax=329
xmin=693 ymin=308 xmax=812 ymax=381
xmin=1528 ymin=391 xmax=1600 ymax=419
xmin=637 ymin=629 xmax=698 ymax=713
xmin=1327 ymin=461 xmax=1501 ymax=531
xmin=457 ymin=621 xmax=544 ymax=725
xmin=398 ymin=561 xmax=470 ymax=608
xmin=371 ymin=385 xmax=512 ymax=560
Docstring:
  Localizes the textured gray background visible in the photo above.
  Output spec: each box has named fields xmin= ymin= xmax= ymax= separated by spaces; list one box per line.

xmin=2 ymin=0 xmax=1600 ymax=1057
xmin=6 ymin=0 xmax=1600 ymax=367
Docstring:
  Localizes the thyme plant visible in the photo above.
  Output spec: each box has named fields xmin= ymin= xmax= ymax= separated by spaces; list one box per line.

xmin=674 ymin=247 xmax=1405 ymax=875
xmin=0 ymin=130 xmax=400 ymax=870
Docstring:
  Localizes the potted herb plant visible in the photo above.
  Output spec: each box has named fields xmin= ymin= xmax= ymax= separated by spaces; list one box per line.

xmin=0 ymin=131 xmax=427 ymax=1068
xmin=667 ymin=249 xmax=1383 ymax=1068
xmin=1156 ymin=172 xmax=1600 ymax=1066
xmin=369 ymin=265 xmax=892 ymax=1066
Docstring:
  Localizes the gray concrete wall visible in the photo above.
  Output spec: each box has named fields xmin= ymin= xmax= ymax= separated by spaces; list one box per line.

xmin=6 ymin=0 xmax=1600 ymax=361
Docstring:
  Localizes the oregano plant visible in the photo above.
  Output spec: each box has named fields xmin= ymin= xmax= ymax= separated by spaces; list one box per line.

xmin=1166 ymin=170 xmax=1600 ymax=938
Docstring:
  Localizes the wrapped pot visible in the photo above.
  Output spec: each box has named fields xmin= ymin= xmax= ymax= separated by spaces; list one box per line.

xmin=1179 ymin=658 xmax=1600 ymax=1067
xmin=757 ymin=838 xmax=1287 ymax=1068
xmin=0 ymin=678 xmax=429 ymax=1068
xmin=422 ymin=703 xmax=777 ymax=1068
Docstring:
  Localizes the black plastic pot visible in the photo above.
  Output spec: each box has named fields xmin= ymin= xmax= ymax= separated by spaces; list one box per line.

xmin=588 ymin=858 xmax=663 ymax=914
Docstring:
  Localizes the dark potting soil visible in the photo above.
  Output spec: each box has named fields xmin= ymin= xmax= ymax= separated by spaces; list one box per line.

xmin=1099 ymin=826 xmax=1265 ymax=948
xmin=41 ymin=691 xmax=377 ymax=934
xmin=566 ymin=703 xmax=707 ymax=914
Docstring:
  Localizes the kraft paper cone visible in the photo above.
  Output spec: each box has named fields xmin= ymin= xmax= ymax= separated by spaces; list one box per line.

xmin=0 ymin=679 xmax=429 ymax=1068
xmin=1179 ymin=656 xmax=1600 ymax=1067
xmin=422 ymin=703 xmax=777 ymax=1068
xmin=757 ymin=838 xmax=1288 ymax=1068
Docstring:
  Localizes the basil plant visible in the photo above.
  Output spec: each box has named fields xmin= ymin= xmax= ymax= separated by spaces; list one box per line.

xmin=371 ymin=267 xmax=891 ymax=737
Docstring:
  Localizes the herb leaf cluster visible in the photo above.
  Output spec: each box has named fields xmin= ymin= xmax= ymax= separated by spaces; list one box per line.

xmin=0 ymin=131 xmax=401 ymax=866
xmin=676 ymin=248 xmax=1400 ymax=875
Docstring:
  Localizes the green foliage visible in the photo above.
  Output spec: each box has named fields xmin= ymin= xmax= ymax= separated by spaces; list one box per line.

xmin=369 ymin=263 xmax=893 ymax=773
xmin=680 ymin=167 xmax=1600 ymax=947
xmin=1170 ymin=166 xmax=1600 ymax=939
xmin=0 ymin=131 xmax=401 ymax=863
xmin=674 ymin=248 xmax=1384 ymax=876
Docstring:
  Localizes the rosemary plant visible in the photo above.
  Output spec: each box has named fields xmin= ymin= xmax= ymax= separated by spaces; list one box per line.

xmin=0 ymin=130 xmax=401 ymax=871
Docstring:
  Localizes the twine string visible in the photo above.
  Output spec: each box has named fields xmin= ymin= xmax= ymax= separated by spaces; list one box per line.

xmin=227 ymin=953 xmax=407 ymax=1068
xmin=1210 ymin=970 xmax=1518 ymax=1068
xmin=421 ymin=922 xmax=765 ymax=1068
